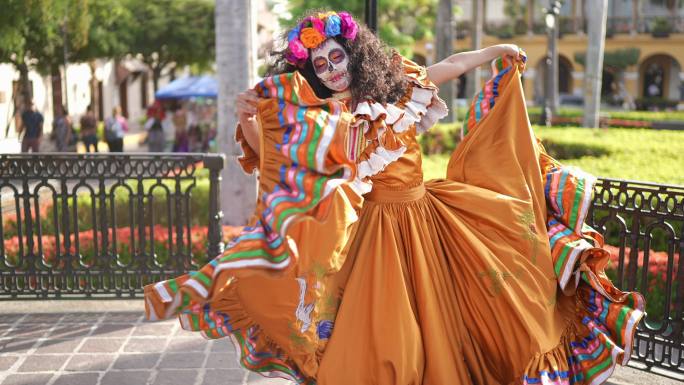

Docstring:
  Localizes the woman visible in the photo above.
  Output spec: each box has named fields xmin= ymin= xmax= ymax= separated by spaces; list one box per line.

xmin=80 ymin=105 xmax=99 ymax=153
xmin=104 ymin=106 xmax=128 ymax=152
xmin=144 ymin=11 xmax=643 ymax=385
xmin=52 ymin=105 xmax=74 ymax=152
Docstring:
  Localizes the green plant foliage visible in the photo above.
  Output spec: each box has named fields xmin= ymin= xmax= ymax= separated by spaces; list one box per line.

xmin=574 ymin=48 xmax=640 ymax=70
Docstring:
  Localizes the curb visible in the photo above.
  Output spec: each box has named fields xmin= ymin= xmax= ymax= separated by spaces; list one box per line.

xmin=0 ymin=299 xmax=144 ymax=314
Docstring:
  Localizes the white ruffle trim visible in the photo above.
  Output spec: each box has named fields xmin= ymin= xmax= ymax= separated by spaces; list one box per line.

xmin=348 ymin=177 xmax=373 ymax=196
xmin=357 ymin=145 xmax=406 ymax=180
xmin=353 ymin=84 xmax=449 ymax=135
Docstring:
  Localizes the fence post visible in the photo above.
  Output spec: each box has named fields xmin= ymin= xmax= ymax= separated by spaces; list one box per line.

xmin=204 ymin=154 xmax=225 ymax=260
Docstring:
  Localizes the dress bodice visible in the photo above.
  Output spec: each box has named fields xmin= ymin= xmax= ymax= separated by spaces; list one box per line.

xmin=346 ymin=56 xmax=447 ymax=193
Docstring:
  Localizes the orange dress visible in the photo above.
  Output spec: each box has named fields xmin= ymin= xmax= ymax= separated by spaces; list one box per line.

xmin=143 ymin=53 xmax=644 ymax=385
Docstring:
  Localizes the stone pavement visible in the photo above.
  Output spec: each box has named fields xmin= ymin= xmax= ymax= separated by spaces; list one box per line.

xmin=0 ymin=301 xmax=290 ymax=385
xmin=0 ymin=300 xmax=681 ymax=385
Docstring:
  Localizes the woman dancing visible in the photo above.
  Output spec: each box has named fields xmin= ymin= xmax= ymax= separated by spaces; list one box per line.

xmin=144 ymin=10 xmax=644 ymax=385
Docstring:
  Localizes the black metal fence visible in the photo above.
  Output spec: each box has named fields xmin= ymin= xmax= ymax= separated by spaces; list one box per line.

xmin=0 ymin=154 xmax=682 ymax=375
xmin=588 ymin=179 xmax=683 ymax=375
xmin=0 ymin=153 xmax=224 ymax=299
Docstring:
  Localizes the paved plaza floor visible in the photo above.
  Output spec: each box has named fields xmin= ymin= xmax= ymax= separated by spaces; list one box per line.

xmin=0 ymin=300 xmax=680 ymax=385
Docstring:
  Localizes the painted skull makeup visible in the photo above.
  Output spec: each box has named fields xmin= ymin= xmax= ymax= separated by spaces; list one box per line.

xmin=310 ymin=39 xmax=351 ymax=92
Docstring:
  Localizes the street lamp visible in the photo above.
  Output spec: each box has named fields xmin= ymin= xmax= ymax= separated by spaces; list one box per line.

xmin=540 ymin=1 xmax=561 ymax=127
xmin=365 ymin=0 xmax=378 ymax=34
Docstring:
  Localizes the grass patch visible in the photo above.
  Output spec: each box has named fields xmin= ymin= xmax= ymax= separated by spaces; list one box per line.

xmin=422 ymin=124 xmax=684 ymax=186
xmin=526 ymin=107 xmax=684 ymax=122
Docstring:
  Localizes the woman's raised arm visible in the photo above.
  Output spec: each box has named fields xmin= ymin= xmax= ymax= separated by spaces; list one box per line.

xmin=426 ymin=44 xmax=520 ymax=86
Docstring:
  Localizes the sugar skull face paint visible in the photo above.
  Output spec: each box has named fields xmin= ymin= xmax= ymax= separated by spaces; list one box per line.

xmin=310 ymin=39 xmax=351 ymax=92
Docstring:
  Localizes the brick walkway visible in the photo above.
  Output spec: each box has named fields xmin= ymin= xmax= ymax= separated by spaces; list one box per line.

xmin=0 ymin=301 xmax=680 ymax=385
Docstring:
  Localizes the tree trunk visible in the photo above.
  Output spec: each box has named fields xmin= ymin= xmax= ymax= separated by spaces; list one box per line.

xmin=89 ymin=60 xmax=100 ymax=118
xmin=631 ymin=0 xmax=639 ymax=34
xmin=18 ymin=63 xmax=32 ymax=109
xmin=551 ymin=12 xmax=560 ymax=113
xmin=466 ymin=0 xmax=483 ymax=102
xmin=152 ymin=67 xmax=161 ymax=93
xmin=436 ymin=0 xmax=455 ymax=123
xmin=51 ymin=65 xmax=64 ymax=116
xmin=527 ymin=0 xmax=534 ymax=35
xmin=216 ymin=0 xmax=257 ymax=225
xmin=582 ymin=0 xmax=608 ymax=128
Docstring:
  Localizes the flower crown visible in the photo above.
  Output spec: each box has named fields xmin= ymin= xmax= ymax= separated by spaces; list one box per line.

xmin=286 ymin=11 xmax=359 ymax=66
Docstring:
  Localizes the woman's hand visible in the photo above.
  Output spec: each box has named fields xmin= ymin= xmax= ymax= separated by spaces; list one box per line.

xmin=235 ymin=88 xmax=261 ymax=156
xmin=236 ymin=89 xmax=259 ymax=117
xmin=496 ymin=44 xmax=521 ymax=61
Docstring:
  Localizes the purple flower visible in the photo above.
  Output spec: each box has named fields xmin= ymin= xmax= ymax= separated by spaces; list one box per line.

xmin=339 ymin=12 xmax=358 ymax=40
xmin=325 ymin=14 xmax=342 ymax=37
xmin=317 ymin=320 xmax=334 ymax=340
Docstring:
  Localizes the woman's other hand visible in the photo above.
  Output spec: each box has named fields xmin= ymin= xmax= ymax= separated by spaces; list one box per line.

xmin=236 ymin=89 xmax=259 ymax=118
xmin=235 ymin=88 xmax=261 ymax=156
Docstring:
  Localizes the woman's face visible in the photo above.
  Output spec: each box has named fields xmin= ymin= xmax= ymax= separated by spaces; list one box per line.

xmin=310 ymin=39 xmax=351 ymax=92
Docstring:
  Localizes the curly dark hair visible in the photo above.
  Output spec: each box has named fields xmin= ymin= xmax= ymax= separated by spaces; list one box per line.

xmin=265 ymin=10 xmax=407 ymax=106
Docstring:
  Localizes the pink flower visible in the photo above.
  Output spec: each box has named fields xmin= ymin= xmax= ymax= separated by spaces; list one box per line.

xmin=304 ymin=16 xmax=325 ymax=35
xmin=288 ymin=38 xmax=308 ymax=61
xmin=339 ymin=12 xmax=358 ymax=40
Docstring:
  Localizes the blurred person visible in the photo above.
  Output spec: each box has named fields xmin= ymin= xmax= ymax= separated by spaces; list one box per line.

xmin=80 ymin=105 xmax=99 ymax=152
xmin=187 ymin=124 xmax=203 ymax=152
xmin=104 ymin=106 xmax=128 ymax=152
xmin=52 ymin=105 xmax=73 ymax=152
xmin=161 ymin=102 xmax=176 ymax=152
xmin=144 ymin=100 xmax=166 ymax=152
xmin=171 ymin=108 xmax=188 ymax=152
xmin=18 ymin=100 xmax=44 ymax=153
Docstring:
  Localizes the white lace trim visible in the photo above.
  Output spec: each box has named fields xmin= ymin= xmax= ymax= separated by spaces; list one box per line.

xmin=353 ymin=83 xmax=448 ymax=135
xmin=356 ymin=145 xmax=406 ymax=180
xmin=350 ymin=82 xmax=447 ymax=185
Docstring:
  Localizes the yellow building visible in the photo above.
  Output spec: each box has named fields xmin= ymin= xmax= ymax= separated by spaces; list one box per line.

xmin=414 ymin=0 xmax=684 ymax=107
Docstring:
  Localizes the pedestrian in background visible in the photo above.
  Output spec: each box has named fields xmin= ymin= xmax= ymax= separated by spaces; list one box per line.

xmin=52 ymin=105 xmax=73 ymax=152
xmin=80 ymin=105 xmax=99 ymax=152
xmin=104 ymin=106 xmax=128 ymax=152
xmin=144 ymin=101 xmax=166 ymax=152
xmin=18 ymin=100 xmax=44 ymax=153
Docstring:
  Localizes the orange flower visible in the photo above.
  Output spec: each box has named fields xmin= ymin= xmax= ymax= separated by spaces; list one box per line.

xmin=300 ymin=27 xmax=326 ymax=48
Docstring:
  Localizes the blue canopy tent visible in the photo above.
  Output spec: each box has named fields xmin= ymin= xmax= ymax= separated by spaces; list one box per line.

xmin=155 ymin=75 xmax=217 ymax=99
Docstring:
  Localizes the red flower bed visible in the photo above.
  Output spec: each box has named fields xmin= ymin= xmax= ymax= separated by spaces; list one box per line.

xmin=3 ymin=225 xmax=244 ymax=268
xmin=603 ymin=244 xmax=679 ymax=320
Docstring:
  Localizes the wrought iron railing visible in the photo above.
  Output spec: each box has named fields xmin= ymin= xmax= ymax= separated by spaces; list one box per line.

xmin=0 ymin=153 xmax=224 ymax=299
xmin=588 ymin=178 xmax=683 ymax=375
xmin=0 ymin=154 xmax=682 ymax=375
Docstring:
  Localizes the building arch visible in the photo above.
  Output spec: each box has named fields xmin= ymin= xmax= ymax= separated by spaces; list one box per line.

xmin=534 ymin=54 xmax=574 ymax=102
xmin=639 ymin=54 xmax=682 ymax=100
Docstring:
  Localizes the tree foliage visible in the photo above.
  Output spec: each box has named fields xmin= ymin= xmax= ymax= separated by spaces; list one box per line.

xmin=283 ymin=0 xmax=437 ymax=57
xmin=0 ymin=0 xmax=216 ymax=98
xmin=70 ymin=0 xmax=134 ymax=63
xmin=125 ymin=0 xmax=215 ymax=88
xmin=574 ymin=48 xmax=641 ymax=70
xmin=0 ymin=0 xmax=89 ymax=74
